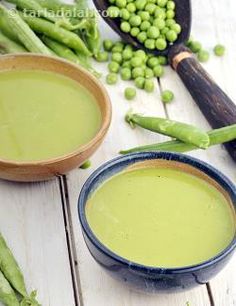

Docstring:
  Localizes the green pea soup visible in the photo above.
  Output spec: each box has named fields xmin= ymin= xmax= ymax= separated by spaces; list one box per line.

xmin=0 ymin=70 xmax=101 ymax=161
xmin=86 ymin=163 xmax=236 ymax=268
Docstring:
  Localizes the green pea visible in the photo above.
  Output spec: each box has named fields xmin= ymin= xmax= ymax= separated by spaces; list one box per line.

xmin=138 ymin=11 xmax=150 ymax=21
xmin=154 ymin=7 xmax=166 ymax=19
xmin=120 ymin=8 xmax=130 ymax=20
xmin=166 ymin=9 xmax=175 ymax=19
xmin=166 ymin=30 xmax=177 ymax=42
xmin=112 ymin=52 xmax=123 ymax=63
xmin=129 ymin=27 xmax=139 ymax=37
xmin=157 ymin=0 xmax=168 ymax=7
xmin=135 ymin=0 xmax=147 ymax=10
xmin=197 ymin=50 xmax=209 ymax=63
xmin=116 ymin=0 xmax=127 ymax=8
xmin=124 ymin=87 xmax=137 ymax=100
xmin=80 ymin=160 xmax=92 ymax=169
xmin=107 ymin=6 xmax=120 ymax=18
xmin=95 ymin=51 xmax=109 ymax=62
xmin=129 ymin=14 xmax=142 ymax=26
xmin=165 ymin=19 xmax=175 ymax=27
xmin=108 ymin=61 xmax=120 ymax=73
xmin=214 ymin=44 xmax=225 ymax=56
xmin=122 ymin=60 xmax=132 ymax=68
xmin=161 ymin=26 xmax=169 ymax=35
xmin=121 ymin=21 xmax=131 ymax=32
xmin=170 ymin=23 xmax=181 ymax=34
xmin=134 ymin=49 xmax=146 ymax=61
xmin=122 ymin=48 xmax=133 ymax=60
xmin=144 ymin=38 xmax=155 ymax=50
xmin=132 ymin=67 xmax=145 ymax=78
xmin=144 ymin=79 xmax=155 ymax=92
xmin=147 ymin=56 xmax=159 ymax=68
xmin=127 ymin=2 xmax=136 ymax=12
xmin=189 ymin=41 xmax=202 ymax=53
xmin=158 ymin=55 xmax=168 ymax=65
xmin=112 ymin=42 xmax=124 ymax=53
xmin=131 ymin=56 xmax=143 ymax=67
xmin=109 ymin=0 xmax=116 ymax=4
xmin=140 ymin=20 xmax=151 ymax=31
xmin=145 ymin=3 xmax=156 ymax=14
xmin=134 ymin=76 xmax=145 ymax=88
xmin=103 ymin=39 xmax=114 ymax=52
xmin=161 ymin=89 xmax=174 ymax=103
xmin=147 ymin=26 xmax=160 ymax=39
xmin=145 ymin=67 xmax=154 ymax=78
xmin=167 ymin=0 xmax=175 ymax=10
xmin=153 ymin=18 xmax=165 ymax=29
xmin=106 ymin=73 xmax=118 ymax=84
xmin=153 ymin=64 xmax=164 ymax=77
xmin=121 ymin=67 xmax=132 ymax=80
xmin=155 ymin=37 xmax=167 ymax=50
xmin=137 ymin=31 xmax=147 ymax=43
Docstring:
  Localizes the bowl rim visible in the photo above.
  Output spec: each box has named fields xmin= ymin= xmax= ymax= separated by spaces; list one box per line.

xmin=0 ymin=53 xmax=112 ymax=166
xmin=78 ymin=151 xmax=236 ymax=274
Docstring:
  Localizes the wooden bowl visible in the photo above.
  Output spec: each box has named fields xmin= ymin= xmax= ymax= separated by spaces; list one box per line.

xmin=0 ymin=54 xmax=112 ymax=182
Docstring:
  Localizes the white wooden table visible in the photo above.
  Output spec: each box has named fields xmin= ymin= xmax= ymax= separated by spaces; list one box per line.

xmin=0 ymin=0 xmax=236 ymax=305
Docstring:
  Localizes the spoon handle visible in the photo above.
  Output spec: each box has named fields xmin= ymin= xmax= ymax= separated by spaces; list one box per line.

xmin=168 ymin=44 xmax=236 ymax=162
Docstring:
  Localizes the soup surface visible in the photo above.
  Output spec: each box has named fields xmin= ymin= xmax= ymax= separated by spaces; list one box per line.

xmin=0 ymin=70 xmax=101 ymax=161
xmin=86 ymin=166 xmax=235 ymax=268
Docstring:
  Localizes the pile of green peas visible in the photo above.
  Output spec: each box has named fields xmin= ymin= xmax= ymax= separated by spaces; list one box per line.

xmin=107 ymin=0 xmax=181 ymax=51
xmin=96 ymin=39 xmax=168 ymax=99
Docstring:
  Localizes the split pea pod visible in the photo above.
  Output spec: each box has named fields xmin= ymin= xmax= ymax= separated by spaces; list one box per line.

xmin=0 ymin=30 xmax=27 ymax=53
xmin=19 ymin=12 xmax=91 ymax=55
xmin=126 ymin=113 xmax=210 ymax=149
xmin=120 ymin=124 xmax=236 ymax=154
xmin=0 ymin=270 xmax=19 ymax=306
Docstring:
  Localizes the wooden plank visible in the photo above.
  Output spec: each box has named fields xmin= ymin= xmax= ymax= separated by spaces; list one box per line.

xmin=65 ymin=15 xmax=210 ymax=306
xmin=159 ymin=1 xmax=236 ymax=305
xmin=0 ymin=180 xmax=76 ymax=306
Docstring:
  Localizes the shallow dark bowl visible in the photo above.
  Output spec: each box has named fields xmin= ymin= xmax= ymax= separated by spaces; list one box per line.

xmin=78 ymin=152 xmax=236 ymax=292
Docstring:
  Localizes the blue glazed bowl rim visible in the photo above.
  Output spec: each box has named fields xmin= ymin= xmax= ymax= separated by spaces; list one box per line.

xmin=78 ymin=151 xmax=236 ymax=274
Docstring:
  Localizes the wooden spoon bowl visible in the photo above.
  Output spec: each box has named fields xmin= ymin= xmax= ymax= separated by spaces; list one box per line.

xmin=93 ymin=0 xmax=191 ymax=55
xmin=0 ymin=54 xmax=112 ymax=182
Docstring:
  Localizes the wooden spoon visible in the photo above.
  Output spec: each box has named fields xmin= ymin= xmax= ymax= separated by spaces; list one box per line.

xmin=94 ymin=0 xmax=236 ymax=161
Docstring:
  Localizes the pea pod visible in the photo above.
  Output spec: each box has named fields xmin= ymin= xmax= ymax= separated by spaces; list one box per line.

xmin=126 ymin=113 xmax=210 ymax=149
xmin=19 ymin=12 xmax=91 ymax=56
xmin=0 ymin=270 xmax=19 ymax=306
xmin=120 ymin=124 xmax=236 ymax=154
xmin=0 ymin=30 xmax=27 ymax=53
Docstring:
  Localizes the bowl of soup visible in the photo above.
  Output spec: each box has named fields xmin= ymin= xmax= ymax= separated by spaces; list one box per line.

xmin=0 ymin=54 xmax=111 ymax=181
xmin=78 ymin=152 xmax=236 ymax=292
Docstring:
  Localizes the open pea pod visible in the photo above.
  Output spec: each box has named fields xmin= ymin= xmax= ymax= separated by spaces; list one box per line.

xmin=0 ymin=270 xmax=19 ymax=306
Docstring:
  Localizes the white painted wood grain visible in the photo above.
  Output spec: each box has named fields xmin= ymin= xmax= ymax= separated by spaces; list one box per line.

xmin=0 ymin=180 xmax=75 ymax=306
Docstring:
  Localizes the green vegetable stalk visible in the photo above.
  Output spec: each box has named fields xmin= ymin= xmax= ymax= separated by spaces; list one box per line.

xmin=0 ymin=4 xmax=51 ymax=54
xmin=0 ymin=271 xmax=19 ymax=306
xmin=0 ymin=233 xmax=40 ymax=305
xmin=19 ymin=12 xmax=91 ymax=55
xmin=120 ymin=124 xmax=236 ymax=154
xmin=0 ymin=31 xmax=27 ymax=53
xmin=126 ymin=113 xmax=210 ymax=149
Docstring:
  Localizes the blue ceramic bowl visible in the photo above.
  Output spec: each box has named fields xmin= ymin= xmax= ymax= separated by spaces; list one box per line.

xmin=78 ymin=152 xmax=236 ymax=292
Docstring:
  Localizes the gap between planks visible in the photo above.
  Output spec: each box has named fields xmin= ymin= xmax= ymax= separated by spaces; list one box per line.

xmin=58 ymin=175 xmax=84 ymax=306
xmin=156 ymin=75 xmax=215 ymax=306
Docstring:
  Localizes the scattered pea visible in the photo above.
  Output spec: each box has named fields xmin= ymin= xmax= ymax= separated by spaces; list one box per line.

xmin=214 ymin=44 xmax=225 ymax=57
xmin=124 ymin=87 xmax=137 ymax=100
xmin=107 ymin=6 xmax=120 ymax=18
xmin=108 ymin=61 xmax=120 ymax=73
xmin=106 ymin=73 xmax=118 ymax=84
xmin=120 ymin=21 xmax=131 ymax=32
xmin=153 ymin=65 xmax=164 ymax=77
xmin=95 ymin=51 xmax=109 ymax=62
xmin=103 ymin=39 xmax=113 ymax=52
xmin=112 ymin=52 xmax=123 ymax=63
xmin=147 ymin=56 xmax=159 ymax=68
xmin=122 ymin=48 xmax=133 ymax=60
xmin=161 ymin=89 xmax=174 ymax=103
xmin=132 ymin=67 xmax=145 ymax=78
xmin=135 ymin=76 xmax=145 ymax=88
xmin=130 ymin=27 xmax=140 ymax=37
xmin=144 ymin=79 xmax=155 ymax=92
xmin=197 ymin=50 xmax=210 ymax=63
xmin=134 ymin=49 xmax=146 ymax=61
xmin=145 ymin=67 xmax=154 ymax=78
xmin=131 ymin=56 xmax=143 ymax=67
xmin=80 ymin=160 xmax=91 ymax=169
xmin=121 ymin=67 xmax=132 ymax=80
xmin=189 ymin=41 xmax=202 ymax=53
xmin=158 ymin=55 xmax=168 ymax=65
